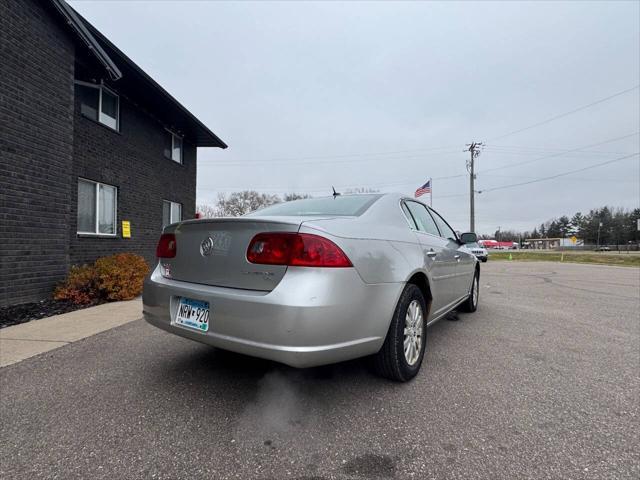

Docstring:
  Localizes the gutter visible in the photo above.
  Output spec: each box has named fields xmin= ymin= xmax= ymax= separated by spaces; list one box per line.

xmin=50 ymin=0 xmax=122 ymax=81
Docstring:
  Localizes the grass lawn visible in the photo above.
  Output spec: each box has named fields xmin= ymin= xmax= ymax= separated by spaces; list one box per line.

xmin=488 ymin=250 xmax=640 ymax=267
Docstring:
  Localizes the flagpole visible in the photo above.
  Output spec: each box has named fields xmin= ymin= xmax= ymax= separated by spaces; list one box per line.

xmin=430 ymin=178 xmax=433 ymax=207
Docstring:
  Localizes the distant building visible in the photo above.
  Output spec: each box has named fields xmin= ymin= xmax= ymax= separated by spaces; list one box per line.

xmin=0 ymin=0 xmax=227 ymax=306
xmin=525 ymin=238 xmax=584 ymax=249
xmin=478 ymin=240 xmax=517 ymax=249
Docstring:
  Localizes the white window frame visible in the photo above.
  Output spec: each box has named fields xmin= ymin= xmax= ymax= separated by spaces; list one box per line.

xmin=77 ymin=178 xmax=118 ymax=237
xmin=166 ymin=131 xmax=183 ymax=164
xmin=163 ymin=200 xmax=182 ymax=227
xmin=75 ymin=80 xmax=120 ymax=131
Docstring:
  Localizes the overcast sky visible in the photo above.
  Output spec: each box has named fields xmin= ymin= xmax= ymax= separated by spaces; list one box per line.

xmin=70 ymin=0 xmax=639 ymax=234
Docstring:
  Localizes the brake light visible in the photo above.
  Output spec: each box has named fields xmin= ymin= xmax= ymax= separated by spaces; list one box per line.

xmin=247 ymin=233 xmax=352 ymax=267
xmin=156 ymin=233 xmax=177 ymax=258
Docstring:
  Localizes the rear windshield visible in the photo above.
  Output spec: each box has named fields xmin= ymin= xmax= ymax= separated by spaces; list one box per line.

xmin=248 ymin=194 xmax=382 ymax=217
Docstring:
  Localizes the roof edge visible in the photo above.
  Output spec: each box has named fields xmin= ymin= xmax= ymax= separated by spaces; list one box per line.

xmin=50 ymin=0 xmax=122 ymax=81
xmin=77 ymin=11 xmax=228 ymax=149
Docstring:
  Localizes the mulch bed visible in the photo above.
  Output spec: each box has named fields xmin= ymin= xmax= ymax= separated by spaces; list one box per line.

xmin=0 ymin=299 xmax=101 ymax=329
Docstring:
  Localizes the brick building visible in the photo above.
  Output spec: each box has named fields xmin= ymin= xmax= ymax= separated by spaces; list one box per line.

xmin=0 ymin=0 xmax=227 ymax=306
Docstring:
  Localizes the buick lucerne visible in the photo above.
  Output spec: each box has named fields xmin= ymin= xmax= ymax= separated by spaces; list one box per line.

xmin=143 ymin=193 xmax=479 ymax=381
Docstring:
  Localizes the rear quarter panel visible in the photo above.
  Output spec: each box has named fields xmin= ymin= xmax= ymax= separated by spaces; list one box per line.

xmin=298 ymin=195 xmax=424 ymax=285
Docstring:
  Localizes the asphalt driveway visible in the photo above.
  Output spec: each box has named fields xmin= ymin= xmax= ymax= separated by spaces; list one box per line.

xmin=1 ymin=262 xmax=638 ymax=479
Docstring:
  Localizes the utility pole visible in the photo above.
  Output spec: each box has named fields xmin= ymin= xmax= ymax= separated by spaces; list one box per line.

xmin=465 ymin=142 xmax=483 ymax=233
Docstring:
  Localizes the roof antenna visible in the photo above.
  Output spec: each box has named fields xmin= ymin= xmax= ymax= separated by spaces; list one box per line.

xmin=332 ymin=186 xmax=341 ymax=198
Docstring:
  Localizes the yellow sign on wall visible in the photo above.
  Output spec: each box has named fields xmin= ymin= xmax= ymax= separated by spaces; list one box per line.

xmin=122 ymin=221 xmax=131 ymax=238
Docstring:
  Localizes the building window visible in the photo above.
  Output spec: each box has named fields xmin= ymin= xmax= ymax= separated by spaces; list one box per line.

xmin=164 ymin=131 xmax=183 ymax=163
xmin=75 ymin=81 xmax=119 ymax=131
xmin=77 ymin=179 xmax=117 ymax=235
xmin=162 ymin=200 xmax=182 ymax=228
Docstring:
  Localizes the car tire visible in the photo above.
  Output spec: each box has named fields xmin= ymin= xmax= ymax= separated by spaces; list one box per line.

xmin=459 ymin=269 xmax=479 ymax=313
xmin=373 ymin=284 xmax=427 ymax=382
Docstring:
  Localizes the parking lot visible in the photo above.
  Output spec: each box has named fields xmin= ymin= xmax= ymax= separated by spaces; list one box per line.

xmin=1 ymin=262 xmax=638 ymax=480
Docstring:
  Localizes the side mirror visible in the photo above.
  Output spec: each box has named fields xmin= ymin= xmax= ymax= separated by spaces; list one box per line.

xmin=460 ymin=232 xmax=477 ymax=244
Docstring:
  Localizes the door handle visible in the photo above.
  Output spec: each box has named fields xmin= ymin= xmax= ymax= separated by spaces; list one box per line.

xmin=426 ymin=250 xmax=437 ymax=258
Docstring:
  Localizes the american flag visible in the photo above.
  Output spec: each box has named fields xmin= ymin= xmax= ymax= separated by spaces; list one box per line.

xmin=415 ymin=179 xmax=432 ymax=198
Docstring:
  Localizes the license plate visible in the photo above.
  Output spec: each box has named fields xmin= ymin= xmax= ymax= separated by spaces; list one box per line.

xmin=175 ymin=298 xmax=210 ymax=332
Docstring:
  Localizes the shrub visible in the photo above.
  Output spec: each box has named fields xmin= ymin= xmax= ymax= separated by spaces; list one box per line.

xmin=53 ymin=264 xmax=98 ymax=305
xmin=54 ymin=253 xmax=150 ymax=304
xmin=94 ymin=253 xmax=150 ymax=301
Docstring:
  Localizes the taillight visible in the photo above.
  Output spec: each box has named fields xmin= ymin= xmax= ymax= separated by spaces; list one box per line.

xmin=247 ymin=233 xmax=352 ymax=267
xmin=156 ymin=233 xmax=177 ymax=258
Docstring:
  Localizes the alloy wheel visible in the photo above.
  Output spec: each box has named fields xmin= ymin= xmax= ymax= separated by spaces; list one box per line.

xmin=403 ymin=299 xmax=423 ymax=366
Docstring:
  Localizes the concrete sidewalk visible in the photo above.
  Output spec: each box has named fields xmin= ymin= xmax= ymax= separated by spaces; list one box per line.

xmin=0 ymin=298 xmax=143 ymax=367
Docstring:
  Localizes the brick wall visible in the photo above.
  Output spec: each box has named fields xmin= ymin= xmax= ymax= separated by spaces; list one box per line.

xmin=69 ymin=90 xmax=197 ymax=268
xmin=0 ymin=0 xmax=75 ymax=306
xmin=0 ymin=0 xmax=198 ymax=306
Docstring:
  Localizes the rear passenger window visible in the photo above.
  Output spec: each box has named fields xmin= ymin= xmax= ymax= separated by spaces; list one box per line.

xmin=404 ymin=201 xmax=440 ymax=236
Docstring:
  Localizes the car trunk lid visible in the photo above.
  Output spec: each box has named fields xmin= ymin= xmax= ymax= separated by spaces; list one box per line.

xmin=162 ymin=217 xmax=303 ymax=291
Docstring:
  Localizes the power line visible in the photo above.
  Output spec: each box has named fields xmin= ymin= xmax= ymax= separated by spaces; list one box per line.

xmin=207 ymin=149 xmax=463 ymax=167
xmin=487 ymin=84 xmax=640 ymax=141
xmin=482 ymin=173 xmax=638 ymax=183
xmin=479 ymin=132 xmax=639 ymax=174
xmin=199 ymin=140 xmax=637 ymax=195
xmin=205 ymin=145 xmax=459 ymax=167
xmin=198 ymin=169 xmax=470 ymax=192
xmin=484 ymin=145 xmax=630 ymax=156
xmin=199 ymin=133 xmax=637 ymax=196
xmin=478 ymin=152 xmax=639 ymax=194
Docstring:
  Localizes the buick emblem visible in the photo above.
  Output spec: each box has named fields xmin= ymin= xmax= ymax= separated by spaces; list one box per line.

xmin=200 ymin=236 xmax=215 ymax=257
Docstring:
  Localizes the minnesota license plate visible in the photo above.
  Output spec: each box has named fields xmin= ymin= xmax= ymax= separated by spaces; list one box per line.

xmin=175 ymin=298 xmax=210 ymax=332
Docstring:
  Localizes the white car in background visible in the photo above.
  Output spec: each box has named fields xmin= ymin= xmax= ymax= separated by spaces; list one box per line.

xmin=465 ymin=242 xmax=488 ymax=262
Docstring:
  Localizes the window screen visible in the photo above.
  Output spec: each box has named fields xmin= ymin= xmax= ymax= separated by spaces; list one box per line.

xmin=76 ymin=84 xmax=99 ymax=121
xmin=77 ymin=179 xmax=116 ymax=235
xmin=163 ymin=200 xmax=182 ymax=228
xmin=99 ymin=88 xmax=118 ymax=130
xmin=98 ymin=184 xmax=116 ymax=234
xmin=77 ymin=180 xmax=96 ymax=232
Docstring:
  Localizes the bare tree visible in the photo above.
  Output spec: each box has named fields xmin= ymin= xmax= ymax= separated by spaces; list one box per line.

xmin=283 ymin=193 xmax=312 ymax=201
xmin=344 ymin=187 xmax=380 ymax=194
xmin=196 ymin=203 xmax=218 ymax=219
xmin=213 ymin=191 xmax=281 ymax=217
xmin=198 ymin=191 xmax=316 ymax=218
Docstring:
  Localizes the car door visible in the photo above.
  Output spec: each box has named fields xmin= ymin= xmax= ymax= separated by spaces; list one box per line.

xmin=403 ymin=200 xmax=459 ymax=318
xmin=429 ymin=208 xmax=476 ymax=301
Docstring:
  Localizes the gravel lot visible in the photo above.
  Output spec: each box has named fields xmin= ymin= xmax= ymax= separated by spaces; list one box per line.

xmin=1 ymin=262 xmax=638 ymax=480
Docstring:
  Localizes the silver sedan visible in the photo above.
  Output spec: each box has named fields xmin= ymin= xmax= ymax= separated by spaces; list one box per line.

xmin=143 ymin=193 xmax=479 ymax=381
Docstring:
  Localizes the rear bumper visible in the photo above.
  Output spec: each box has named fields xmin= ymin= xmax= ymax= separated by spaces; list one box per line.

xmin=142 ymin=266 xmax=403 ymax=368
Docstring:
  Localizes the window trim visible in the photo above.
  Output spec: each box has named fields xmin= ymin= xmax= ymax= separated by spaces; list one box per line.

xmin=165 ymin=130 xmax=183 ymax=164
xmin=75 ymin=80 xmax=120 ymax=131
xmin=77 ymin=177 xmax=118 ymax=237
xmin=163 ymin=199 xmax=182 ymax=227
